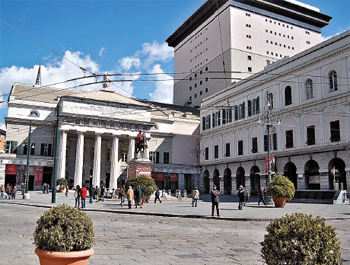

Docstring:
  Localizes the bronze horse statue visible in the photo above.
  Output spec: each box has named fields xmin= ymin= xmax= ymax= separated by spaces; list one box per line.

xmin=135 ymin=131 xmax=145 ymax=154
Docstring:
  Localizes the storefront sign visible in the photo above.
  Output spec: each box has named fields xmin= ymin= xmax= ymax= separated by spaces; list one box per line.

xmin=6 ymin=164 xmax=17 ymax=175
xmin=170 ymin=173 xmax=178 ymax=182
xmin=265 ymin=155 xmax=276 ymax=174
xmin=35 ymin=166 xmax=43 ymax=186
xmin=154 ymin=172 xmax=164 ymax=182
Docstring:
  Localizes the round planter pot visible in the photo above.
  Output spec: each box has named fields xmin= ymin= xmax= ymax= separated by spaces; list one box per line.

xmin=273 ymin=197 xmax=287 ymax=208
xmin=35 ymin=247 xmax=94 ymax=265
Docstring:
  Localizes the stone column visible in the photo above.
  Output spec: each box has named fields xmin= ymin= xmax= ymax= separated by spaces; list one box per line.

xmin=57 ymin=130 xmax=67 ymax=180
xmin=128 ymin=137 xmax=135 ymax=161
xmin=74 ymin=131 xmax=84 ymax=187
xmin=109 ymin=135 xmax=119 ymax=189
xmin=92 ymin=133 xmax=102 ymax=187
xmin=144 ymin=138 xmax=149 ymax=160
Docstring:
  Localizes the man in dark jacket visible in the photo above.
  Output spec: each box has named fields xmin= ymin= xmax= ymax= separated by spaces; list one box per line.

xmin=211 ymin=185 xmax=220 ymax=217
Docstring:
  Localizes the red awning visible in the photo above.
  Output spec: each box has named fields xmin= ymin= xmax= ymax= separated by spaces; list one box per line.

xmin=154 ymin=173 xmax=164 ymax=182
xmin=170 ymin=173 xmax=178 ymax=182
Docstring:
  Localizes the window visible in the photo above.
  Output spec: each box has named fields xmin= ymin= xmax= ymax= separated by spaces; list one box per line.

xmin=238 ymin=140 xmax=243 ymax=155
xmin=150 ymin=151 xmax=160 ymax=163
xmin=252 ymin=137 xmax=258 ymax=153
xmin=266 ymin=92 xmax=274 ymax=110
xmin=305 ymin=79 xmax=313 ymax=100
xmin=5 ymin=141 xmax=17 ymax=154
xmin=40 ymin=143 xmax=52 ymax=156
xmin=107 ymin=148 xmax=111 ymax=161
xmin=248 ymin=97 xmax=260 ymax=116
xmin=247 ymin=55 xmax=252 ymax=60
xmin=164 ymin=152 xmax=170 ymax=164
xmin=29 ymin=110 xmax=39 ymax=117
xmin=264 ymin=133 xmax=277 ymax=151
xmin=23 ymin=142 xmax=35 ymax=155
xmin=248 ymin=67 xmax=252 ymax=72
xmin=286 ymin=130 xmax=293 ymax=148
xmin=285 ymin=86 xmax=292 ymax=106
xmin=330 ymin=120 xmax=340 ymax=142
xmin=121 ymin=151 xmax=128 ymax=162
xmin=225 ymin=143 xmax=230 ymax=157
xmin=205 ymin=147 xmax=209 ymax=160
xmin=329 ymin=70 xmax=338 ymax=92
xmin=214 ymin=145 xmax=219 ymax=159
xmin=306 ymin=126 xmax=315 ymax=145
xmin=222 ymin=108 xmax=232 ymax=124
xmin=235 ymin=103 xmax=245 ymax=120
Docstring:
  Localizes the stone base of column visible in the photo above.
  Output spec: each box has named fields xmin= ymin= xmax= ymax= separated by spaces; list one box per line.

xmin=127 ymin=159 xmax=153 ymax=179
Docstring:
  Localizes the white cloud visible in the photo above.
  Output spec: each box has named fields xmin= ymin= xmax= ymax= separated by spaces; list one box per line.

xmin=119 ymin=56 xmax=141 ymax=71
xmin=99 ymin=47 xmax=105 ymax=57
xmin=139 ymin=41 xmax=173 ymax=69
xmin=148 ymin=64 xmax=173 ymax=104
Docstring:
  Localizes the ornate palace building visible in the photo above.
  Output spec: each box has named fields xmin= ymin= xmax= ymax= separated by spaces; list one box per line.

xmin=199 ymin=30 xmax=350 ymax=195
xmin=1 ymin=83 xmax=200 ymax=192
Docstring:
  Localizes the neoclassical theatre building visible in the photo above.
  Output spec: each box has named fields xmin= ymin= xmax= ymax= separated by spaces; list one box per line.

xmin=200 ymin=30 xmax=350 ymax=195
xmin=1 ymin=83 xmax=200 ymax=192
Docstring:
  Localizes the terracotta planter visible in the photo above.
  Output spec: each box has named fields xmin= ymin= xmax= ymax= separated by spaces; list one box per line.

xmin=58 ymin=187 xmax=65 ymax=193
xmin=35 ymin=248 xmax=94 ymax=265
xmin=273 ymin=197 xmax=287 ymax=208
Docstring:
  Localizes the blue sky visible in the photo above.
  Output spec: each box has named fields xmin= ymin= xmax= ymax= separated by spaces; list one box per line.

xmin=0 ymin=0 xmax=349 ymax=128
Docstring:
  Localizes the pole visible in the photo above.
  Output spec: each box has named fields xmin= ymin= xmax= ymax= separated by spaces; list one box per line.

xmin=25 ymin=120 xmax=32 ymax=194
xmin=267 ymin=124 xmax=271 ymax=185
xmin=52 ymin=104 xmax=60 ymax=203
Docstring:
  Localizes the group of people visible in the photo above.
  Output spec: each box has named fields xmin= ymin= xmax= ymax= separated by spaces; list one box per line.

xmin=118 ymin=185 xmax=143 ymax=209
xmin=0 ymin=183 xmax=17 ymax=199
xmin=74 ymin=185 xmax=105 ymax=209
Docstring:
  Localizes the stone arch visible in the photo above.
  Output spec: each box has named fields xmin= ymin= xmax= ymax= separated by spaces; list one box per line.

xmin=236 ymin=167 xmax=245 ymax=190
xmin=284 ymin=162 xmax=297 ymax=190
xmin=224 ymin=168 xmax=232 ymax=195
xmin=203 ymin=170 xmax=210 ymax=194
xmin=329 ymin=158 xmax=346 ymax=190
xmin=213 ymin=169 xmax=220 ymax=191
xmin=304 ymin=160 xmax=320 ymax=190
xmin=250 ymin=166 xmax=260 ymax=195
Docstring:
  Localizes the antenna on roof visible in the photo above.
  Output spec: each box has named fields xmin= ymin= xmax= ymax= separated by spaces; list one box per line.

xmin=35 ymin=64 xmax=41 ymax=86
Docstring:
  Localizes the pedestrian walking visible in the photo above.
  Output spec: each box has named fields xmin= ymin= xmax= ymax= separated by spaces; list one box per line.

xmin=80 ymin=186 xmax=88 ymax=208
xmin=89 ymin=185 xmax=95 ymax=203
xmin=258 ymin=187 xmax=267 ymax=206
xmin=192 ymin=187 xmax=200 ymax=207
xmin=154 ymin=188 xmax=162 ymax=203
xmin=0 ymin=184 xmax=5 ymax=198
xmin=135 ymin=185 xmax=142 ymax=208
xmin=74 ymin=185 xmax=81 ymax=208
xmin=211 ymin=185 xmax=220 ymax=217
xmin=99 ymin=186 xmax=105 ymax=202
xmin=46 ymin=183 xmax=50 ymax=194
xmin=237 ymin=185 xmax=246 ymax=210
xmin=127 ymin=186 xmax=134 ymax=209
xmin=65 ymin=186 xmax=69 ymax=197
xmin=95 ymin=186 xmax=100 ymax=202
xmin=20 ymin=183 xmax=25 ymax=195
xmin=119 ymin=185 xmax=126 ymax=206
xmin=5 ymin=184 xmax=12 ymax=200
xmin=12 ymin=186 xmax=17 ymax=199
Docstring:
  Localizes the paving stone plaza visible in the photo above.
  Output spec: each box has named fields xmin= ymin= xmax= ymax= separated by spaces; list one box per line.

xmin=0 ymin=191 xmax=349 ymax=264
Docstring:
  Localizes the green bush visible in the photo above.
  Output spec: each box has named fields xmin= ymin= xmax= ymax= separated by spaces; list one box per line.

xmin=267 ymin=174 xmax=295 ymax=200
xmin=125 ymin=176 xmax=157 ymax=199
xmin=261 ymin=213 xmax=342 ymax=265
xmin=56 ymin=178 xmax=68 ymax=188
xmin=33 ymin=205 xmax=95 ymax=252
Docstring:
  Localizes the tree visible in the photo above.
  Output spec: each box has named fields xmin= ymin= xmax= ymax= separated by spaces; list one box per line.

xmin=125 ymin=176 xmax=157 ymax=199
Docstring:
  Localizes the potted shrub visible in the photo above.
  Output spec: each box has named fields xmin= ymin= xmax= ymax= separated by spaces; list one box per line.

xmin=261 ymin=213 xmax=342 ymax=264
xmin=125 ymin=175 xmax=157 ymax=204
xmin=56 ymin=178 xmax=68 ymax=192
xmin=267 ymin=174 xmax=295 ymax=207
xmin=34 ymin=204 xmax=95 ymax=265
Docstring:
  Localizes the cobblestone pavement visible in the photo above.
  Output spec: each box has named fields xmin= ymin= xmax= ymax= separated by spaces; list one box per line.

xmin=0 ymin=191 xmax=349 ymax=264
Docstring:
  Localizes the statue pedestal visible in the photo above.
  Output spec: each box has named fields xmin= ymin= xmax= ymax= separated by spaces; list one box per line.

xmin=128 ymin=158 xmax=153 ymax=178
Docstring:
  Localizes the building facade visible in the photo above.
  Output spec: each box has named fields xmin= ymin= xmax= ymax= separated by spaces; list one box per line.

xmin=166 ymin=0 xmax=331 ymax=107
xmin=1 ymin=84 xmax=200 ymax=192
xmin=200 ymin=30 xmax=350 ymax=195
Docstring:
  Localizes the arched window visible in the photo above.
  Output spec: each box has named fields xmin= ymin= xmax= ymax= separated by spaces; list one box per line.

xmin=29 ymin=110 xmax=39 ymax=117
xmin=329 ymin=70 xmax=338 ymax=92
xmin=305 ymin=79 xmax=313 ymax=100
xmin=285 ymin=86 xmax=292 ymax=106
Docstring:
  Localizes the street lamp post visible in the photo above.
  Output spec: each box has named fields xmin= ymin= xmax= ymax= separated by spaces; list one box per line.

xmin=191 ymin=139 xmax=204 ymax=191
xmin=52 ymin=104 xmax=60 ymax=203
xmin=258 ymin=92 xmax=279 ymax=203
xmin=24 ymin=120 xmax=32 ymax=199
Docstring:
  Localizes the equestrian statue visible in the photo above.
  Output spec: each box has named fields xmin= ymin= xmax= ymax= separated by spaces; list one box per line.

xmin=135 ymin=131 xmax=146 ymax=154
